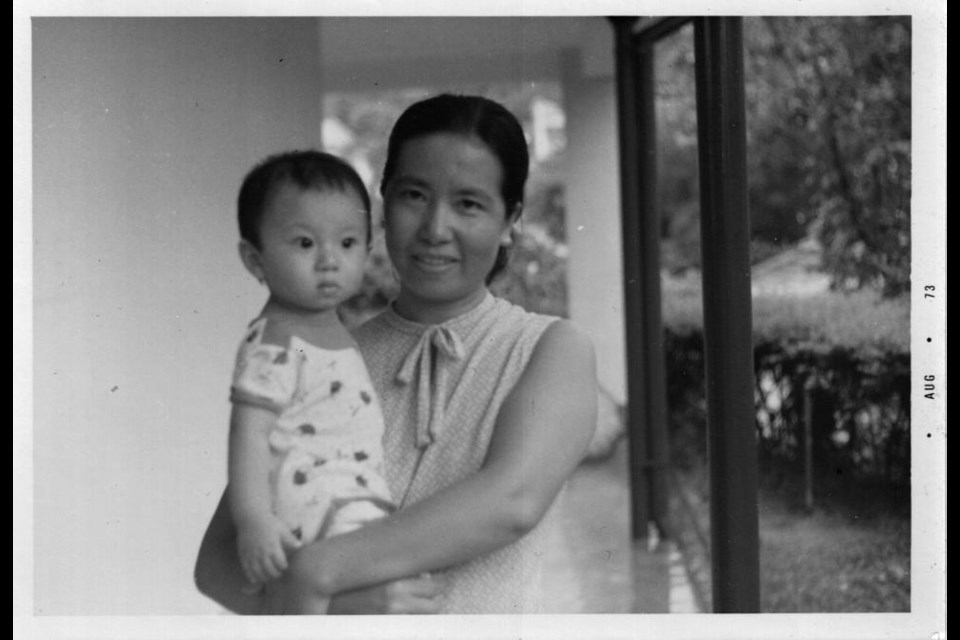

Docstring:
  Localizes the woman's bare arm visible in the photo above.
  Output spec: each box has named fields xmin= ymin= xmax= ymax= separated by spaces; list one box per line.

xmin=288 ymin=319 xmax=598 ymax=597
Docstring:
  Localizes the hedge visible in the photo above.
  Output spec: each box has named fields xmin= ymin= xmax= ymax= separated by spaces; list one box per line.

xmin=664 ymin=289 xmax=910 ymax=487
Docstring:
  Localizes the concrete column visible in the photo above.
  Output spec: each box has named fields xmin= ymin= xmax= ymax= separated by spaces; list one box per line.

xmin=560 ymin=35 xmax=627 ymax=407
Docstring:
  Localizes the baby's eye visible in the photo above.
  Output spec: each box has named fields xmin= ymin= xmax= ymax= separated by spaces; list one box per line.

xmin=296 ymin=237 xmax=314 ymax=249
xmin=341 ymin=238 xmax=359 ymax=249
xmin=400 ymin=188 xmax=427 ymax=202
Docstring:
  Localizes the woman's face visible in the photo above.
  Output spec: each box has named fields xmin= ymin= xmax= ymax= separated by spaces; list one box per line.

xmin=383 ymin=133 xmax=515 ymax=323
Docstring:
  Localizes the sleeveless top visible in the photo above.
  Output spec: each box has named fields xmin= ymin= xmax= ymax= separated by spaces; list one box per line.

xmin=353 ymin=292 xmax=560 ymax=613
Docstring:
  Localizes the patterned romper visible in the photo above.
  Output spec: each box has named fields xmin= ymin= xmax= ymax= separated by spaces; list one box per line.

xmin=230 ymin=317 xmax=394 ymax=545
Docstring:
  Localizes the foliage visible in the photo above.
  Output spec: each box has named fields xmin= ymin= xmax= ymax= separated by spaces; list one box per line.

xmin=749 ymin=17 xmax=912 ymax=296
xmin=663 ymin=273 xmax=910 ymax=486
xmin=655 ymin=18 xmax=912 ymax=296
xmin=664 ymin=283 xmax=910 ymax=357
xmin=655 ymin=27 xmax=705 ymax=272
xmin=664 ymin=324 xmax=911 ymax=487
xmin=489 ymin=162 xmax=570 ymax=317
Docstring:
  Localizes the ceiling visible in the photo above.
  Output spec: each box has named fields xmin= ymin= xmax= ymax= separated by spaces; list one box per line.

xmin=317 ymin=17 xmax=614 ymax=91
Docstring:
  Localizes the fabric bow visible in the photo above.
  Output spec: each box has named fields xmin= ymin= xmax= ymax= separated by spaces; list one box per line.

xmin=396 ymin=325 xmax=465 ymax=449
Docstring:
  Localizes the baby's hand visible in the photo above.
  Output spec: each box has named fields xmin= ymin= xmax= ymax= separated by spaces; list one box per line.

xmin=235 ymin=514 xmax=302 ymax=586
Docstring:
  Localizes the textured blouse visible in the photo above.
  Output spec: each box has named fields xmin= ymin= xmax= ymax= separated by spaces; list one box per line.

xmin=353 ymin=292 xmax=560 ymax=613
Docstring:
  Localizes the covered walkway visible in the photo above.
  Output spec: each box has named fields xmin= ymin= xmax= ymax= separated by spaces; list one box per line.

xmin=541 ymin=396 xmax=700 ymax=614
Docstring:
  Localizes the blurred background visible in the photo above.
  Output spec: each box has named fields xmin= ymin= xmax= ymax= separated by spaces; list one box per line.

xmin=26 ymin=15 xmax=922 ymax=616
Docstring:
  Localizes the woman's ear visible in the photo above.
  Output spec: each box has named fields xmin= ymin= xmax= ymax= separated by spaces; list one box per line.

xmin=238 ymin=240 xmax=265 ymax=284
xmin=500 ymin=204 xmax=523 ymax=246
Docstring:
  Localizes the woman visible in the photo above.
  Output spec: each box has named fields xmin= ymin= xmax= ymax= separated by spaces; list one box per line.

xmin=197 ymin=93 xmax=598 ymax=614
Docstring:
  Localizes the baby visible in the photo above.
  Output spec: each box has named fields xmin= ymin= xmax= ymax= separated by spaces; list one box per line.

xmin=228 ymin=150 xmax=394 ymax=612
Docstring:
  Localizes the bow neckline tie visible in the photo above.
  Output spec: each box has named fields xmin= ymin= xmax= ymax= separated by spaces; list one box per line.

xmin=396 ymin=325 xmax=465 ymax=449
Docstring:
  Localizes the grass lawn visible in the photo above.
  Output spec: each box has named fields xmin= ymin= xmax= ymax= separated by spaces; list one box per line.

xmin=757 ymin=477 xmax=910 ymax=612
xmin=670 ymin=461 xmax=911 ymax=613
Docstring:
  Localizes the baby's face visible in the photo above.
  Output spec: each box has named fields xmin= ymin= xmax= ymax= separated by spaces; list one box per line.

xmin=254 ymin=183 xmax=368 ymax=315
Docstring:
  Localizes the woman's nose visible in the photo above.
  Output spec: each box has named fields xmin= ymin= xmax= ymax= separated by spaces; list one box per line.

xmin=420 ymin=202 xmax=453 ymax=243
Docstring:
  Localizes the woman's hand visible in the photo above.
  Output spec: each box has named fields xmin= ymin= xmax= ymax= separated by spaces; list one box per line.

xmin=326 ymin=573 xmax=446 ymax=615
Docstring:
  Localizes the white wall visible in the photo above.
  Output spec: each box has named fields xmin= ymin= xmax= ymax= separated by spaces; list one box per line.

xmin=30 ymin=18 xmax=323 ymax=615
xmin=561 ymin=38 xmax=627 ymax=405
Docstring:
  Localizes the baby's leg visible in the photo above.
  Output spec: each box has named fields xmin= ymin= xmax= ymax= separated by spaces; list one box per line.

xmin=325 ymin=499 xmax=392 ymax=537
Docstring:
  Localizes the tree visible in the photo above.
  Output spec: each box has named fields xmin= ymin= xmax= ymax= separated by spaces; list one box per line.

xmin=654 ymin=17 xmax=912 ymax=296
xmin=747 ymin=17 xmax=912 ymax=296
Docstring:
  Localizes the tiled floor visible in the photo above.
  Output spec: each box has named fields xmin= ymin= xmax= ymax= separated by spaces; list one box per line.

xmin=541 ymin=438 xmax=701 ymax=614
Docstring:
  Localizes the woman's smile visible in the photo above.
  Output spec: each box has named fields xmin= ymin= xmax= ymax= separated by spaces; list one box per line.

xmin=412 ymin=252 xmax=459 ymax=270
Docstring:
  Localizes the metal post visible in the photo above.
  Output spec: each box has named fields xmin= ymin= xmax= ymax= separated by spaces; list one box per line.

xmin=693 ymin=17 xmax=761 ymax=612
xmin=634 ymin=38 xmax=671 ymax=539
xmin=610 ymin=17 xmax=672 ymax=540
xmin=610 ymin=16 xmax=650 ymax=539
xmin=803 ymin=379 xmax=815 ymax=511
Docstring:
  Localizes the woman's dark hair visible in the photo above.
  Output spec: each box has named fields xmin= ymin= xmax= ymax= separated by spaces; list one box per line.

xmin=380 ymin=94 xmax=529 ymax=283
xmin=238 ymin=150 xmax=371 ymax=249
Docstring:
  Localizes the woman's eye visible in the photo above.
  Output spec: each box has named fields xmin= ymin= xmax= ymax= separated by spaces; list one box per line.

xmin=459 ymin=199 xmax=484 ymax=213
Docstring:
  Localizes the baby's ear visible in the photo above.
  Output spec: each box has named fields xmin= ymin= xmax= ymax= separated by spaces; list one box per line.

xmin=238 ymin=240 xmax=265 ymax=283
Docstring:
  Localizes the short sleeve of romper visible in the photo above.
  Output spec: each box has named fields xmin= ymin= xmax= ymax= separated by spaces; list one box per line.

xmin=230 ymin=318 xmax=301 ymax=413
xmin=354 ymin=293 xmax=563 ymax=614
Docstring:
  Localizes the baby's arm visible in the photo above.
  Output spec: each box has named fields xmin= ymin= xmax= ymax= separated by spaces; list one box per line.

xmin=228 ymin=404 xmax=301 ymax=585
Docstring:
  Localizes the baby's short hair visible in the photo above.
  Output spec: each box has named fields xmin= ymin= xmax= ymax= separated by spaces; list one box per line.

xmin=238 ymin=150 xmax=371 ymax=248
